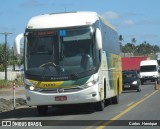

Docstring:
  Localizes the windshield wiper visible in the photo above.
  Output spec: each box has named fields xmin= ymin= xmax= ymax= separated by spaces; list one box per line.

xmin=40 ymin=62 xmax=57 ymax=68
xmin=40 ymin=62 xmax=65 ymax=80
xmin=39 ymin=62 xmax=58 ymax=80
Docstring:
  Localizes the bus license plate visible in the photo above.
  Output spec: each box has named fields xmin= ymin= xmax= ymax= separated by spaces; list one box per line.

xmin=55 ymin=96 xmax=67 ymax=101
xmin=124 ymin=85 xmax=130 ymax=88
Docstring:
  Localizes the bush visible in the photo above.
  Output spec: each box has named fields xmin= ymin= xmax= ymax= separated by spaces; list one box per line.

xmin=0 ymin=80 xmax=24 ymax=89
xmin=0 ymin=64 xmax=4 ymax=71
xmin=0 ymin=80 xmax=11 ymax=88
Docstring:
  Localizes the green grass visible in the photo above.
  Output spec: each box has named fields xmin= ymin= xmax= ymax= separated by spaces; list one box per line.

xmin=0 ymin=80 xmax=11 ymax=88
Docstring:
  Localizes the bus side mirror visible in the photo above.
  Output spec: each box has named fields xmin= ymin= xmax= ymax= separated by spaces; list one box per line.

xmin=95 ymin=28 xmax=102 ymax=50
xmin=14 ymin=33 xmax=24 ymax=55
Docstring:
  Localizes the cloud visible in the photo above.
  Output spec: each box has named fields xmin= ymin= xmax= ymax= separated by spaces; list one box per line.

xmin=122 ymin=13 xmax=137 ymax=18
xmin=103 ymin=11 xmax=121 ymax=20
xmin=102 ymin=11 xmax=137 ymax=28
xmin=122 ymin=20 xmax=135 ymax=26
xmin=137 ymin=20 xmax=160 ymax=25
xmin=20 ymin=0 xmax=46 ymax=8
xmin=103 ymin=11 xmax=138 ymax=20
xmin=120 ymin=19 xmax=160 ymax=27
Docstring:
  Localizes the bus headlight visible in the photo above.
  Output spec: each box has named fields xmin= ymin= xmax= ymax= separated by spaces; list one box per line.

xmin=24 ymin=79 xmax=36 ymax=91
xmin=78 ymin=78 xmax=99 ymax=89
xmin=132 ymin=81 xmax=138 ymax=85
xmin=86 ymin=81 xmax=95 ymax=87
xmin=29 ymin=85 xmax=35 ymax=90
xmin=153 ymin=75 xmax=157 ymax=78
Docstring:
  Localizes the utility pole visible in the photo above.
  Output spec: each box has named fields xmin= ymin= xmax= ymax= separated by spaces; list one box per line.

xmin=0 ymin=32 xmax=12 ymax=80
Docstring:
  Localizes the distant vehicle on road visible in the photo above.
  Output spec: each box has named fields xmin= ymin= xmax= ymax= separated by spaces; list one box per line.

xmin=156 ymin=53 xmax=160 ymax=67
xmin=139 ymin=60 xmax=160 ymax=85
xmin=122 ymin=70 xmax=141 ymax=92
xmin=122 ymin=56 xmax=148 ymax=71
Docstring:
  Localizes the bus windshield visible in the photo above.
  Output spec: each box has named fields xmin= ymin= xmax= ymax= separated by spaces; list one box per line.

xmin=25 ymin=27 xmax=98 ymax=80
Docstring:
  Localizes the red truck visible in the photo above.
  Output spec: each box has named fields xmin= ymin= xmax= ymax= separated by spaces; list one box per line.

xmin=122 ymin=56 xmax=148 ymax=71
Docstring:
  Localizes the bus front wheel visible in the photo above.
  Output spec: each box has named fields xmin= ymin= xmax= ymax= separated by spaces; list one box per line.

xmin=37 ymin=105 xmax=48 ymax=115
xmin=111 ymin=95 xmax=119 ymax=104
xmin=95 ymin=100 xmax=104 ymax=111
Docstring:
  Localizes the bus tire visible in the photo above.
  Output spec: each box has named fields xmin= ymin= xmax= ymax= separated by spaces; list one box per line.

xmin=111 ymin=79 xmax=120 ymax=104
xmin=111 ymin=79 xmax=119 ymax=104
xmin=105 ymin=98 xmax=111 ymax=105
xmin=157 ymin=78 xmax=160 ymax=85
xmin=141 ymin=81 xmax=144 ymax=85
xmin=37 ymin=105 xmax=48 ymax=115
xmin=111 ymin=95 xmax=119 ymax=104
xmin=95 ymin=100 xmax=104 ymax=111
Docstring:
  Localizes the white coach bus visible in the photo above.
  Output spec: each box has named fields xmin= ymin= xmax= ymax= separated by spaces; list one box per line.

xmin=14 ymin=12 xmax=122 ymax=115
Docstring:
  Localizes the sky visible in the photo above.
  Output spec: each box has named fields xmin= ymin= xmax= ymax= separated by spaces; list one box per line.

xmin=0 ymin=0 xmax=160 ymax=47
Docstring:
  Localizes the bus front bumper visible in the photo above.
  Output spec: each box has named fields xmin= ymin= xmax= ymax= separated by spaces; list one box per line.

xmin=25 ymin=85 xmax=100 ymax=106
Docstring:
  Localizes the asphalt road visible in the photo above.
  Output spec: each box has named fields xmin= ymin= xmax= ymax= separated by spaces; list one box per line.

xmin=0 ymin=83 xmax=160 ymax=129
